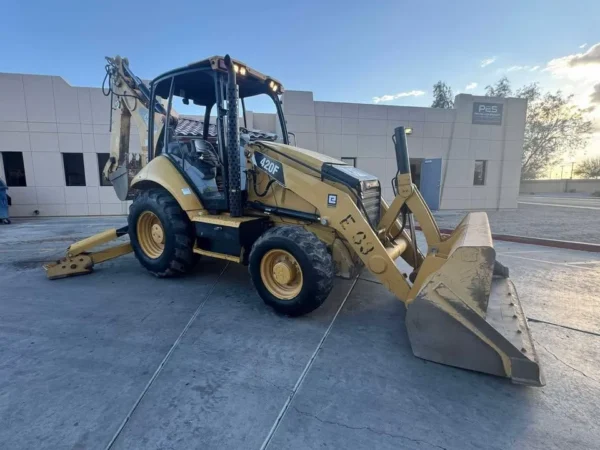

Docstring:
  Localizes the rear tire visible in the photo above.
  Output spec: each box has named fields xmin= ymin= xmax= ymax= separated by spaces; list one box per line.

xmin=128 ymin=188 xmax=196 ymax=277
xmin=249 ymin=226 xmax=334 ymax=317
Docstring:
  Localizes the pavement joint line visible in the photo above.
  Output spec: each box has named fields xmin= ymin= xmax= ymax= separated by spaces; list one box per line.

xmin=518 ymin=201 xmax=600 ymax=210
xmin=524 ymin=196 xmax=600 ymax=202
xmin=259 ymin=276 xmax=359 ymax=450
xmin=496 ymin=250 xmax=554 ymax=255
xmin=533 ymin=338 xmax=600 ymax=384
xmin=565 ymin=260 xmax=600 ymax=266
xmin=357 ymin=277 xmax=383 ymax=285
xmin=104 ymin=262 xmax=230 ymax=450
xmin=500 ymin=253 xmax=597 ymax=270
xmin=0 ymin=248 xmax=61 ymax=253
xmin=527 ymin=317 xmax=600 ymax=338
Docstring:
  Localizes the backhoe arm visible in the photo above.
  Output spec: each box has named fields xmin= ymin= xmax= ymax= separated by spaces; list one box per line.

xmin=101 ymin=56 xmax=172 ymax=200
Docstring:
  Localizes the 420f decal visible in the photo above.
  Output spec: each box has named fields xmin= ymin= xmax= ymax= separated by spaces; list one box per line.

xmin=253 ymin=151 xmax=285 ymax=185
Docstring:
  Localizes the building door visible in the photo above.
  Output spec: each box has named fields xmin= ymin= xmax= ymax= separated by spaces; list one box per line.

xmin=420 ymin=158 xmax=442 ymax=210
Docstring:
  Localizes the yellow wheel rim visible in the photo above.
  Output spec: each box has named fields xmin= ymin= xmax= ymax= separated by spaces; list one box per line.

xmin=137 ymin=211 xmax=165 ymax=259
xmin=260 ymin=249 xmax=303 ymax=300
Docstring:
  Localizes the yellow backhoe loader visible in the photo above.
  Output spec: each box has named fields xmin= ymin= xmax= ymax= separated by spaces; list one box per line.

xmin=45 ymin=55 xmax=543 ymax=386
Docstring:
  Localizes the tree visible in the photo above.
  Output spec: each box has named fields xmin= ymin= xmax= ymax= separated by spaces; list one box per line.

xmin=485 ymin=76 xmax=512 ymax=97
xmin=431 ymin=81 xmax=454 ymax=109
xmin=517 ymin=84 xmax=593 ymax=179
xmin=484 ymin=78 xmax=593 ymax=179
xmin=574 ymin=157 xmax=600 ymax=179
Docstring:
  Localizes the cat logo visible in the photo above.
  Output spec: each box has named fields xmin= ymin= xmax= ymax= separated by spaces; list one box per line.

xmin=327 ymin=194 xmax=337 ymax=207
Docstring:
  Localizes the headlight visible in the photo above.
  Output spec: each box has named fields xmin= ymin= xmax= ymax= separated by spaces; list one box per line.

xmin=240 ymin=66 xmax=247 ymax=76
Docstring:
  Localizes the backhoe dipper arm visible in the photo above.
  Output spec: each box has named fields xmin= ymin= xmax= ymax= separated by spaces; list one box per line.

xmin=102 ymin=56 xmax=173 ymax=201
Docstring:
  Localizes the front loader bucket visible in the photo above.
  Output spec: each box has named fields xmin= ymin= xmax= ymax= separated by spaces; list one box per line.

xmin=405 ymin=213 xmax=544 ymax=386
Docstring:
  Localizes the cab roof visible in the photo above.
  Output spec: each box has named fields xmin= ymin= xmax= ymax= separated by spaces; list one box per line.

xmin=151 ymin=55 xmax=283 ymax=105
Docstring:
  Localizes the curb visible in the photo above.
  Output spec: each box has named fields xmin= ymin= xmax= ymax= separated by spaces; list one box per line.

xmin=433 ymin=227 xmax=600 ymax=253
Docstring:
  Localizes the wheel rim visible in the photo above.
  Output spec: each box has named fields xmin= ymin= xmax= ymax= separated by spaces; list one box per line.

xmin=137 ymin=211 xmax=165 ymax=259
xmin=260 ymin=249 xmax=303 ymax=300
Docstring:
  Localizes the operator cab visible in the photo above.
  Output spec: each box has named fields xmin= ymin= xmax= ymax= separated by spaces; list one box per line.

xmin=148 ymin=56 xmax=288 ymax=212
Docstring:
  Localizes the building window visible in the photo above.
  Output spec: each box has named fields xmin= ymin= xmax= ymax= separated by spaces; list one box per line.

xmin=473 ymin=160 xmax=487 ymax=186
xmin=2 ymin=152 xmax=27 ymax=186
xmin=97 ymin=153 xmax=112 ymax=186
xmin=62 ymin=153 xmax=86 ymax=186
xmin=341 ymin=157 xmax=356 ymax=167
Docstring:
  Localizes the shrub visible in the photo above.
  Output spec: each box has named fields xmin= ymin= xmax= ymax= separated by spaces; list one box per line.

xmin=592 ymin=191 xmax=600 ymax=197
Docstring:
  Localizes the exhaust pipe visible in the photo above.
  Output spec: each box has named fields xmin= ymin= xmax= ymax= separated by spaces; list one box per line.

xmin=225 ymin=55 xmax=243 ymax=217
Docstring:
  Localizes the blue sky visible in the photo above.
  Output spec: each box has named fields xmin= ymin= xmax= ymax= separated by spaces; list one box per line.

xmin=1 ymin=0 xmax=597 ymax=108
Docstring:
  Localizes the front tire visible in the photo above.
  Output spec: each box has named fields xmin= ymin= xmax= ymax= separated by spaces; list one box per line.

xmin=249 ymin=226 xmax=334 ymax=317
xmin=128 ymin=188 xmax=196 ymax=277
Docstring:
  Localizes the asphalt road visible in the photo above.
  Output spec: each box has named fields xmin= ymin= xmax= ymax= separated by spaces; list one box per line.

xmin=1 ymin=217 xmax=599 ymax=450
xmin=519 ymin=195 xmax=600 ymax=210
xmin=434 ymin=195 xmax=600 ymax=244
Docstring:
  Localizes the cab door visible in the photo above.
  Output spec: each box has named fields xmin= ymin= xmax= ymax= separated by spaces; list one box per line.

xmin=149 ymin=70 xmax=228 ymax=211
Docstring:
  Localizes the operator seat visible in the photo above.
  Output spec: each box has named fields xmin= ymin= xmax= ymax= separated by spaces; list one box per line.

xmin=166 ymin=139 xmax=220 ymax=197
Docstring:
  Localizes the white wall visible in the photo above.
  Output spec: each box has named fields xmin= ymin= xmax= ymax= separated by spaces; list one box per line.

xmin=442 ymin=94 xmax=526 ymax=209
xmin=0 ymin=73 xmax=131 ymax=216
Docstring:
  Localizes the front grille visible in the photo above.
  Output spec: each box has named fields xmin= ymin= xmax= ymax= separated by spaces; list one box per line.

xmin=360 ymin=182 xmax=381 ymax=229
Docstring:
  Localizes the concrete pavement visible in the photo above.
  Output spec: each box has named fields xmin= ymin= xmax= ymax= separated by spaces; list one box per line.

xmin=1 ymin=217 xmax=599 ymax=450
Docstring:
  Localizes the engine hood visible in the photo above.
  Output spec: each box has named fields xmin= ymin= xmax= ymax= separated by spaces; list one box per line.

xmin=249 ymin=141 xmax=344 ymax=174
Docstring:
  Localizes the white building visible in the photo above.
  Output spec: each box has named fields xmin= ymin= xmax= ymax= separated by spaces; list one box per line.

xmin=0 ymin=73 xmax=526 ymax=217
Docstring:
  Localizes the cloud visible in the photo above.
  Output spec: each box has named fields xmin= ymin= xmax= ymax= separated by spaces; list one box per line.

xmin=549 ymin=43 xmax=600 ymax=69
xmin=465 ymin=82 xmax=477 ymax=91
xmin=591 ymin=83 xmax=600 ymax=105
xmin=502 ymin=65 xmax=540 ymax=73
xmin=580 ymin=43 xmax=588 ymax=49
xmin=372 ymin=90 xmax=425 ymax=104
xmin=545 ymin=43 xmax=600 ymax=85
xmin=570 ymin=43 xmax=600 ymax=66
xmin=480 ymin=57 xmax=497 ymax=67
xmin=542 ymin=45 xmax=600 ymax=140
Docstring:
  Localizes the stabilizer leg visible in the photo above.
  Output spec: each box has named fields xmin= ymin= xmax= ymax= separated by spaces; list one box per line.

xmin=44 ymin=226 xmax=132 ymax=279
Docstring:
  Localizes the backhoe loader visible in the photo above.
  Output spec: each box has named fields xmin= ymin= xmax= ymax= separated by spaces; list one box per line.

xmin=45 ymin=55 xmax=543 ymax=386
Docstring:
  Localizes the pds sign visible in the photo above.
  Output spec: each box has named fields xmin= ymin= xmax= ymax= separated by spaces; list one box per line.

xmin=472 ymin=102 xmax=503 ymax=125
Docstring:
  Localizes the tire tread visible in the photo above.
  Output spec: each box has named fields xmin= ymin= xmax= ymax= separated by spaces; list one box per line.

xmin=250 ymin=226 xmax=334 ymax=316
xmin=129 ymin=188 xmax=195 ymax=278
